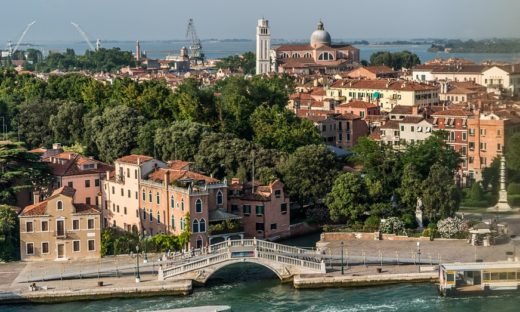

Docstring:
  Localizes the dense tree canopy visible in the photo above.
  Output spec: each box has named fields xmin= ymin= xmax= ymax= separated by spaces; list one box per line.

xmin=0 ymin=205 xmax=19 ymax=261
xmin=215 ymin=51 xmax=256 ymax=74
xmin=370 ymin=50 xmax=421 ymax=69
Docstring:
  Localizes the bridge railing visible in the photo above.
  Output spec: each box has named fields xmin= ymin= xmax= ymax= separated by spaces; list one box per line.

xmin=258 ymin=251 xmax=324 ymax=272
xmin=162 ymin=252 xmax=231 ymax=280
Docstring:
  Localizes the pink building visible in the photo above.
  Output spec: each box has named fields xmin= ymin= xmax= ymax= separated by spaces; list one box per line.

xmin=335 ymin=100 xmax=380 ymax=119
xmin=228 ymin=179 xmax=290 ymax=240
xmin=45 ymin=152 xmax=112 ymax=206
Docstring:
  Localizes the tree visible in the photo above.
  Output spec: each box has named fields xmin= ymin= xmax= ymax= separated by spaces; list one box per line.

xmin=0 ymin=205 xmax=19 ymax=261
xmin=506 ymin=133 xmax=520 ymax=171
xmin=16 ymin=99 xmax=59 ymax=148
xmin=0 ymin=142 xmax=53 ymax=205
xmin=90 ymin=105 xmax=144 ymax=163
xmin=216 ymin=51 xmax=256 ymax=74
xmin=482 ymin=157 xmax=500 ymax=192
xmin=397 ymin=163 xmax=423 ymax=216
xmin=154 ymin=121 xmax=211 ymax=162
xmin=370 ymin=50 xmax=421 ymax=69
xmin=468 ymin=182 xmax=484 ymax=201
xmin=250 ymin=105 xmax=323 ymax=153
xmin=172 ymin=78 xmax=216 ymax=125
xmin=135 ymin=120 xmax=163 ymax=156
xmin=326 ymin=172 xmax=368 ymax=223
xmin=421 ymin=163 xmax=461 ymax=222
xmin=277 ymin=144 xmax=339 ymax=207
xmin=49 ymin=101 xmax=86 ymax=146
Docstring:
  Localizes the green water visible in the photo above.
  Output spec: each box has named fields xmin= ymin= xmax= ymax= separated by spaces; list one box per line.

xmin=2 ymin=263 xmax=520 ymax=312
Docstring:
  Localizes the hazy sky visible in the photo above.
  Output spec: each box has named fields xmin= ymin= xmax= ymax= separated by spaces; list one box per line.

xmin=1 ymin=0 xmax=519 ymax=42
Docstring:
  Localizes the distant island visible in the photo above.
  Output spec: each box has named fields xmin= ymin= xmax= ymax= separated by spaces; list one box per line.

xmin=427 ymin=38 xmax=520 ymax=53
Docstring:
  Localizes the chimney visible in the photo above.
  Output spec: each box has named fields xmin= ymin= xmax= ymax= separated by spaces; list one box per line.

xmin=412 ymin=105 xmax=419 ymax=116
xmin=33 ymin=191 xmax=40 ymax=204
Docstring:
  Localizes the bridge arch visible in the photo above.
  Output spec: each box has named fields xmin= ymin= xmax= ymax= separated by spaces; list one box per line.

xmin=199 ymin=258 xmax=285 ymax=284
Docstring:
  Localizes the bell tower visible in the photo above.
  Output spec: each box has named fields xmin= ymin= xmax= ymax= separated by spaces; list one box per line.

xmin=256 ymin=18 xmax=271 ymax=75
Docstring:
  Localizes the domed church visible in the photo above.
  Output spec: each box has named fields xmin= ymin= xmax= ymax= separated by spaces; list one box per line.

xmin=273 ymin=20 xmax=360 ymax=74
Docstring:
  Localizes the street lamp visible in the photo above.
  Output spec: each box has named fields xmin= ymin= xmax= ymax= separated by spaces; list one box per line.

xmin=416 ymin=242 xmax=421 ymax=266
xmin=142 ymin=231 xmax=148 ymax=264
xmin=341 ymin=241 xmax=344 ymax=275
xmin=134 ymin=245 xmax=141 ymax=283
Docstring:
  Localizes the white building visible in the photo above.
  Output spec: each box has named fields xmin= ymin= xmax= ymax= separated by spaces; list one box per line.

xmin=256 ymin=18 xmax=271 ymax=75
xmin=482 ymin=65 xmax=520 ymax=97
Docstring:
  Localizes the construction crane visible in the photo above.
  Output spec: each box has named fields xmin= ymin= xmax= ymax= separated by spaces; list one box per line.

xmin=185 ymin=18 xmax=205 ymax=64
xmin=71 ymin=22 xmax=100 ymax=51
xmin=7 ymin=21 xmax=36 ymax=56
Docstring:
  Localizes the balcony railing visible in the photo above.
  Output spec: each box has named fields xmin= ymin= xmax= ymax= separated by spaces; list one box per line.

xmin=54 ymin=230 xmax=68 ymax=239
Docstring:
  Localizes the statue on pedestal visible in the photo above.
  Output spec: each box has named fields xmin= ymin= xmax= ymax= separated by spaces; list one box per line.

xmin=415 ymin=197 xmax=424 ymax=229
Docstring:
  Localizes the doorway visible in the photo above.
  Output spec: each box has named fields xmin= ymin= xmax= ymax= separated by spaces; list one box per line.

xmin=57 ymin=244 xmax=65 ymax=259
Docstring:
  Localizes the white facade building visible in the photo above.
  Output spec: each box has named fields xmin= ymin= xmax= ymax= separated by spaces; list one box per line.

xmin=256 ymin=18 xmax=271 ymax=75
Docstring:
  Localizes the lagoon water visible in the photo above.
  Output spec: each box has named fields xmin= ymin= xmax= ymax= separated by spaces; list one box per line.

xmin=22 ymin=40 xmax=520 ymax=64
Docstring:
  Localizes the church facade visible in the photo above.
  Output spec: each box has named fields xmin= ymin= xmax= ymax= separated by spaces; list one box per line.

xmin=273 ymin=21 xmax=360 ymax=74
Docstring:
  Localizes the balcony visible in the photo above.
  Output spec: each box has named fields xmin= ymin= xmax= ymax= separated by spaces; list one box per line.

xmin=54 ymin=230 xmax=68 ymax=239
xmin=115 ymin=175 xmax=125 ymax=184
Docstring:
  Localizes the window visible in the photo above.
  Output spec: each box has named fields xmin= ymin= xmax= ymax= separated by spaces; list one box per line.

xmin=156 ymin=192 xmax=160 ymax=204
xmin=157 ymin=211 xmax=161 ymax=224
xmin=318 ymin=52 xmax=333 ymax=61
xmin=149 ymin=191 xmax=152 ymax=202
xmin=116 ymin=205 xmax=120 ymax=213
xmin=86 ymin=197 xmax=91 ymax=205
xmin=149 ymin=209 xmax=153 ymax=221
xmin=41 ymin=221 xmax=49 ymax=232
xmin=256 ymin=223 xmax=265 ymax=232
xmin=120 ymin=188 xmax=124 ymax=196
xmin=42 ymin=242 xmax=49 ymax=254
xmin=196 ymin=199 xmax=202 ymax=213
xmin=95 ymin=179 xmax=100 ymax=187
xmin=124 ymin=207 xmax=127 ymax=215
xmin=135 ymin=169 xmax=138 ymax=179
xmin=85 ymin=180 xmax=91 ymax=188
xmin=497 ymin=129 xmax=501 ymax=136
xmin=171 ymin=216 xmax=175 ymax=230
xmin=128 ymin=190 xmax=131 ymax=198
xmin=498 ymin=143 xmax=502 ymax=151
xmin=480 ymin=142 xmax=487 ymax=150
xmin=135 ymin=192 xmax=138 ymax=199
xmin=73 ymin=240 xmax=80 ymax=252
xmin=180 ymin=218 xmax=184 ymax=230
xmin=462 ymin=132 xmax=467 ymax=141
xmin=217 ymin=191 xmax=223 ymax=205
xmin=256 ymin=205 xmax=265 ymax=216
xmin=112 ymin=186 xmax=115 ymax=194
xmin=281 ymin=203 xmax=288 ymax=214
xmin=142 ymin=209 xmax=146 ymax=220
xmin=275 ymin=190 xmax=281 ymax=198
xmin=26 ymin=243 xmax=34 ymax=255
xmin=171 ymin=196 xmax=174 ymax=208
xmin=192 ymin=219 xmax=199 ymax=233
xmin=126 ymin=168 xmax=130 ymax=178
xmin=449 ymin=131 xmax=455 ymax=141
xmin=231 ymin=204 xmax=238 ymax=213
xmin=243 ymin=205 xmax=251 ymax=215
xmin=411 ymin=126 xmax=414 ymax=132
xmin=72 ymin=219 xmax=80 ymax=230
xmin=469 ymin=142 xmax=475 ymax=150
xmin=181 ymin=199 xmax=185 ymax=211
xmin=271 ymin=223 xmax=277 ymax=230
xmin=26 ymin=221 xmax=34 ymax=232
xmin=480 ymin=128 xmax=486 ymax=136
xmin=88 ymin=239 xmax=95 ymax=251
xmin=400 ymin=125 xmax=404 ymax=131
xmin=142 ymin=189 xmax=146 ymax=200
xmin=200 ymin=219 xmax=206 ymax=232
xmin=57 ymin=201 xmax=63 ymax=211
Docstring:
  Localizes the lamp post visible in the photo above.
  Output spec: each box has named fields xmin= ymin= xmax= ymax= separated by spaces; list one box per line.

xmin=416 ymin=242 xmax=421 ymax=266
xmin=341 ymin=241 xmax=344 ymax=275
xmin=142 ymin=231 xmax=148 ymax=264
xmin=135 ymin=245 xmax=141 ymax=283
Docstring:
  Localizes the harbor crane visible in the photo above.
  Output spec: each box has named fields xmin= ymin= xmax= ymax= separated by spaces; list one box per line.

xmin=71 ymin=22 xmax=100 ymax=51
xmin=7 ymin=21 xmax=36 ymax=56
xmin=185 ymin=18 xmax=205 ymax=64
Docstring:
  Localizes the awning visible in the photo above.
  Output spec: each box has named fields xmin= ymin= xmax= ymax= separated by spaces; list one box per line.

xmin=209 ymin=208 xmax=242 ymax=222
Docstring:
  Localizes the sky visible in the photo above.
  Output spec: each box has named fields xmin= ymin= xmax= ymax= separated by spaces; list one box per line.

xmin=0 ymin=0 xmax=519 ymax=42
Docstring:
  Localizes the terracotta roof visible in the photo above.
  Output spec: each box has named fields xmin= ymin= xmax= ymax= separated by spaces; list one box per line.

xmin=446 ymin=87 xmax=477 ymax=95
xmin=167 ymin=160 xmax=191 ymax=170
xmin=364 ymin=66 xmax=395 ymax=74
xmin=400 ymin=116 xmax=429 ymax=124
xmin=494 ymin=64 xmax=520 ymax=74
xmin=432 ymin=109 xmax=473 ymax=117
xmin=389 ymin=105 xmax=414 ymax=115
xmin=74 ymin=204 xmax=101 ymax=215
xmin=51 ymin=186 xmax=76 ymax=198
xmin=311 ymin=88 xmax=326 ymax=96
xmin=20 ymin=186 xmax=76 ymax=217
xmin=147 ymin=167 xmax=218 ymax=184
xmin=336 ymin=113 xmax=362 ymax=120
xmin=116 ymin=155 xmax=154 ymax=165
xmin=381 ymin=120 xmax=400 ymax=129
xmin=45 ymin=153 xmax=112 ymax=176
xmin=275 ymin=44 xmax=312 ymax=52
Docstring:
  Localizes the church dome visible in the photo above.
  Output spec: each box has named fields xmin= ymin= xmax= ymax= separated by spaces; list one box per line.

xmin=310 ymin=20 xmax=331 ymax=48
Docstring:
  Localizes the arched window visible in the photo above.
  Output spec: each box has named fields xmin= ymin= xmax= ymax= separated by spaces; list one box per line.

xmin=149 ymin=209 xmax=153 ymax=221
xmin=318 ymin=52 xmax=334 ymax=61
xmin=216 ymin=191 xmax=223 ymax=205
xmin=303 ymin=52 xmax=312 ymax=58
xmin=157 ymin=211 xmax=161 ymax=224
xmin=279 ymin=52 xmax=289 ymax=59
xmin=181 ymin=199 xmax=184 ymax=211
xmin=192 ymin=219 xmax=199 ymax=233
xmin=156 ymin=192 xmax=160 ymax=204
xmin=292 ymin=53 xmax=301 ymax=58
xmin=199 ymin=218 xmax=206 ymax=233
xmin=170 ymin=195 xmax=174 ymax=208
xmin=142 ymin=189 xmax=146 ymax=200
xmin=171 ymin=216 xmax=175 ymax=230
xmin=56 ymin=200 xmax=63 ymax=211
xmin=196 ymin=199 xmax=202 ymax=213
xmin=148 ymin=191 xmax=152 ymax=202
xmin=180 ymin=218 xmax=184 ymax=230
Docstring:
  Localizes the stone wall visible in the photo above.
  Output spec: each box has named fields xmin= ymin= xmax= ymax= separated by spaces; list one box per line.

xmin=320 ymin=232 xmax=432 ymax=242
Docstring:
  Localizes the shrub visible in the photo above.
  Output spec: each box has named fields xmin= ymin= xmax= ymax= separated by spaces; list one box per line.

xmin=437 ymin=217 xmax=468 ymax=238
xmin=422 ymin=228 xmax=431 ymax=237
xmin=508 ymin=195 xmax=520 ymax=207
xmin=380 ymin=217 xmax=405 ymax=234
xmin=507 ymin=183 xmax=520 ymax=195
xmin=401 ymin=213 xmax=418 ymax=229
xmin=468 ymin=182 xmax=484 ymax=201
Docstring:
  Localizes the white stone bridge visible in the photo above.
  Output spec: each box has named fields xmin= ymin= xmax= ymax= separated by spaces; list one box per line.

xmin=158 ymin=238 xmax=326 ymax=283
